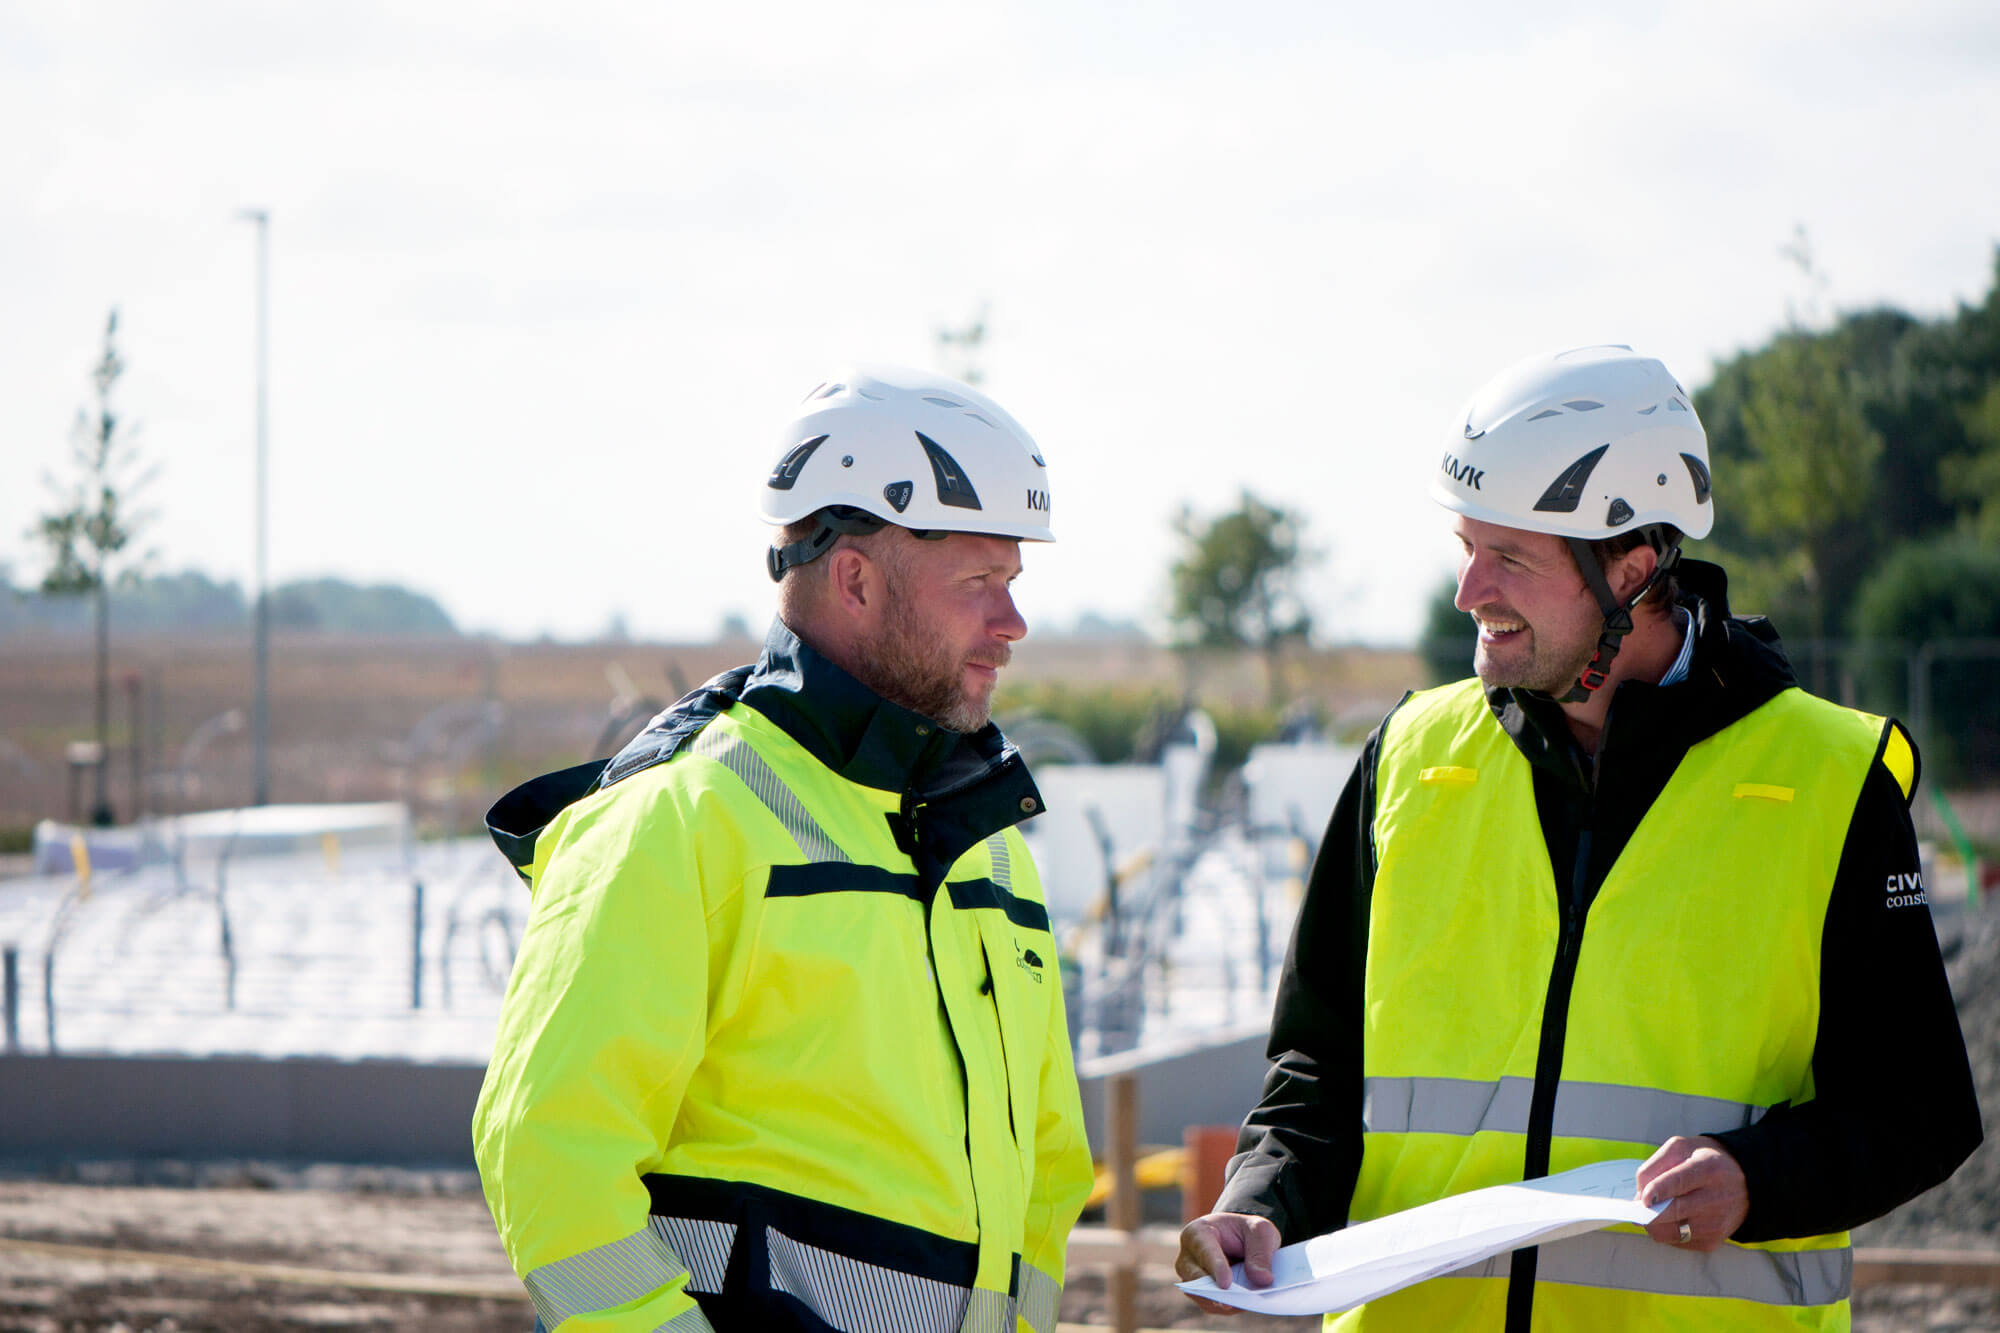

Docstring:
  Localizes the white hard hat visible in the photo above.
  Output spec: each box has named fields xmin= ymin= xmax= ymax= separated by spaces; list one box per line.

xmin=760 ymin=365 xmax=1053 ymax=578
xmin=1430 ymin=344 xmax=1714 ymax=541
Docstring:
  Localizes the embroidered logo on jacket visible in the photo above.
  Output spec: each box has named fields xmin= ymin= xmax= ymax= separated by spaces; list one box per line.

xmin=1014 ymin=938 xmax=1045 ymax=983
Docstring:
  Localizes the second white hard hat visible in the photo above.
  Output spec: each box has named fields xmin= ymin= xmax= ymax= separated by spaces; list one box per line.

xmin=1430 ymin=344 xmax=1714 ymax=541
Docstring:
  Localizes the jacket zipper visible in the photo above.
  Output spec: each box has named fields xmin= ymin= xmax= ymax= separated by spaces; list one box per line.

xmin=1505 ymin=822 xmax=1595 ymax=1333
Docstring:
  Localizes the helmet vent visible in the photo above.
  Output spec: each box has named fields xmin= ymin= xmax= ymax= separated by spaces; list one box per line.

xmin=768 ymin=434 xmax=829 ymax=490
xmin=963 ymin=412 xmax=996 ymax=429
xmin=1527 ymin=409 xmax=1563 ymax=421
xmin=816 ymin=383 xmax=846 ymax=399
xmin=915 ymin=431 xmax=983 ymax=511
xmin=1031 ymin=453 xmax=1045 ymax=467
xmin=1681 ymin=452 xmax=1712 ymax=504
xmin=1638 ymin=405 xmax=1660 ymax=415
xmin=1668 ymin=398 xmax=1689 ymax=412
xmin=1533 ymin=443 xmax=1610 ymax=514
xmin=858 ymin=389 xmax=886 ymax=401
xmin=922 ymin=396 xmax=964 ymax=409
xmin=1563 ymin=400 xmax=1604 ymax=412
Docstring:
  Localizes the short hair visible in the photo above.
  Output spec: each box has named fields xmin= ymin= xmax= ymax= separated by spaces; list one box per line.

xmin=1589 ymin=524 xmax=1683 ymax=611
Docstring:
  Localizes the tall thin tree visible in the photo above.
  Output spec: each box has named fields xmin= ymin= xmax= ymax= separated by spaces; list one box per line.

xmin=34 ymin=309 xmax=155 ymax=825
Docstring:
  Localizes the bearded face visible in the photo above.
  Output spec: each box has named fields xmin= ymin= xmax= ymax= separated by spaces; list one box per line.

xmin=846 ymin=532 xmax=1024 ymax=733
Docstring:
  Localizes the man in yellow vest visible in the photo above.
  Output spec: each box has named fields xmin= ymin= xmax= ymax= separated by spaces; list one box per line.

xmin=475 ymin=366 xmax=1093 ymax=1332
xmin=1177 ymin=345 xmax=1980 ymax=1330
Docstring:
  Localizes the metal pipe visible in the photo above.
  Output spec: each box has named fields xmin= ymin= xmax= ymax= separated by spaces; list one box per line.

xmin=411 ymin=879 xmax=425 ymax=1009
xmin=238 ymin=208 xmax=271 ymax=807
xmin=3 ymin=945 xmax=18 ymax=1054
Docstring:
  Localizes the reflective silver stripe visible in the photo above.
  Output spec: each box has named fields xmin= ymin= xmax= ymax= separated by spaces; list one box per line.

xmin=1440 ymin=1230 xmax=1851 ymax=1306
xmin=987 ymin=834 xmax=1012 ymax=890
xmin=960 ymin=1287 xmax=1015 ymax=1333
xmin=523 ymin=1220 xmax=692 ymax=1328
xmin=653 ymin=1218 xmax=736 ymax=1295
xmin=1363 ymin=1075 xmax=1766 ymax=1145
xmin=1016 ymin=1261 xmax=1061 ymax=1333
xmin=766 ymin=1227 xmax=970 ymax=1333
xmin=693 ymin=731 xmax=849 ymax=864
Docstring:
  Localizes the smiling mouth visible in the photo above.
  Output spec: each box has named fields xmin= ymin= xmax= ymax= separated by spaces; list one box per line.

xmin=1474 ymin=616 xmax=1526 ymax=641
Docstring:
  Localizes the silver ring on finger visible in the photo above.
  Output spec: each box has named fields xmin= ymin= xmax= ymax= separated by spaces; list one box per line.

xmin=1676 ymin=1221 xmax=1692 ymax=1245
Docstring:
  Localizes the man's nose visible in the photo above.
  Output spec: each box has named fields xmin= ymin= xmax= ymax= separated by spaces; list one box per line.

xmin=991 ymin=588 xmax=1026 ymax=642
xmin=1453 ymin=557 xmax=1492 ymax=614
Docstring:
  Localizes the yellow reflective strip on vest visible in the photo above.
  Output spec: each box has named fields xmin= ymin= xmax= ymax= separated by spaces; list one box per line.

xmin=1363 ymin=1075 xmax=1766 ymax=1144
xmin=692 ymin=730 xmax=850 ymax=864
xmin=1882 ymin=723 xmax=1916 ymax=799
xmin=1419 ymin=765 xmax=1479 ymax=785
xmin=764 ymin=1227 xmax=975 ymax=1332
xmin=1734 ymin=783 xmax=1795 ymax=802
xmin=523 ymin=1219 xmax=692 ymax=1328
xmin=1441 ymin=1230 xmax=1851 ymax=1307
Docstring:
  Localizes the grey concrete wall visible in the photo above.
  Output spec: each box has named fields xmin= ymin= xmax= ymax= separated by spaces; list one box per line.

xmin=0 ymin=1054 xmax=484 ymax=1165
xmin=0 ymin=1031 xmax=1274 ymax=1167
xmin=1076 ymin=1026 xmax=1272 ymax=1155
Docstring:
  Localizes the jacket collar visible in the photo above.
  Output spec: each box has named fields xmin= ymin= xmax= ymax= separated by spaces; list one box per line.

xmin=1487 ymin=559 xmax=1800 ymax=787
xmin=745 ymin=617 xmax=1031 ymax=802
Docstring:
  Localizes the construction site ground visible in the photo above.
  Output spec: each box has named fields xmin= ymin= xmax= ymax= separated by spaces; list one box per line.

xmin=0 ymin=1171 xmax=1994 ymax=1332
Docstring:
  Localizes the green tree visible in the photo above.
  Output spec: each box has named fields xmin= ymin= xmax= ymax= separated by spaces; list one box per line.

xmin=1168 ymin=491 xmax=1317 ymax=705
xmin=32 ymin=309 xmax=154 ymax=824
xmin=1941 ymin=380 xmax=2000 ymax=545
xmin=1851 ymin=534 xmax=2000 ymax=784
xmin=1418 ymin=576 xmax=1477 ymax=686
xmin=1733 ymin=330 xmax=1883 ymax=683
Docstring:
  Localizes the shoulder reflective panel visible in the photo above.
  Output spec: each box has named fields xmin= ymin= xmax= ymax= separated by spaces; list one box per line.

xmin=987 ymin=833 xmax=1011 ymax=889
xmin=1881 ymin=721 xmax=1917 ymax=800
xmin=523 ymin=1219 xmax=711 ymax=1331
xmin=1363 ymin=1075 xmax=1766 ymax=1143
xmin=690 ymin=728 xmax=850 ymax=864
xmin=1443 ymin=1231 xmax=1851 ymax=1306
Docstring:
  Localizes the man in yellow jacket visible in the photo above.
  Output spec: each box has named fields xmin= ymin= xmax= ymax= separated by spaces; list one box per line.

xmin=476 ymin=366 xmax=1093 ymax=1333
xmin=1177 ymin=346 xmax=1979 ymax=1330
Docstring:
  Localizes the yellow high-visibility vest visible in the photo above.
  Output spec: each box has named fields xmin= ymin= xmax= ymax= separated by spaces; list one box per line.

xmin=1339 ymin=677 xmax=1908 ymax=1331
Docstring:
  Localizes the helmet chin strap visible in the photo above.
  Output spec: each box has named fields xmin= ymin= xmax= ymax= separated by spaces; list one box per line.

xmin=1556 ymin=536 xmax=1679 ymax=705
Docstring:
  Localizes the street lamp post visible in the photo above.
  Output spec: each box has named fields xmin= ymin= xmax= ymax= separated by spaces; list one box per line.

xmin=238 ymin=208 xmax=271 ymax=807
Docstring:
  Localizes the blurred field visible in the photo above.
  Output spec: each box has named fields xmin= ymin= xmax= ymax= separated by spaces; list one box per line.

xmin=0 ymin=628 xmax=1422 ymax=836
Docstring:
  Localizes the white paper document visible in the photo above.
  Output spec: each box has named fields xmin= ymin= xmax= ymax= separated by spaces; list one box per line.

xmin=1178 ymin=1158 xmax=1667 ymax=1316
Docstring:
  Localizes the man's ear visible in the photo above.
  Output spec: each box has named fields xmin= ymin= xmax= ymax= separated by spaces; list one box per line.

xmin=827 ymin=545 xmax=881 ymax=621
xmin=1610 ymin=542 xmax=1659 ymax=605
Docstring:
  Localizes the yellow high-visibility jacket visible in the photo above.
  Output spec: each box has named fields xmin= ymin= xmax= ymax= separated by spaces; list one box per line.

xmin=474 ymin=626 xmax=1092 ymax=1333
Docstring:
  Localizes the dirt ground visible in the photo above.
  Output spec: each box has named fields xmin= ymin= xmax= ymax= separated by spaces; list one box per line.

xmin=0 ymin=1175 xmax=1995 ymax=1332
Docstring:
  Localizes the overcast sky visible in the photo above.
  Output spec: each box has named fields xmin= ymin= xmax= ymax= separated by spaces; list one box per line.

xmin=4 ymin=1 xmax=1998 ymax=647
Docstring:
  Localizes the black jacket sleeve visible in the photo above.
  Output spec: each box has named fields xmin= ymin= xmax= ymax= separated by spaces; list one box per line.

xmin=1711 ymin=745 xmax=1983 ymax=1241
xmin=1212 ymin=730 xmax=1380 ymax=1243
